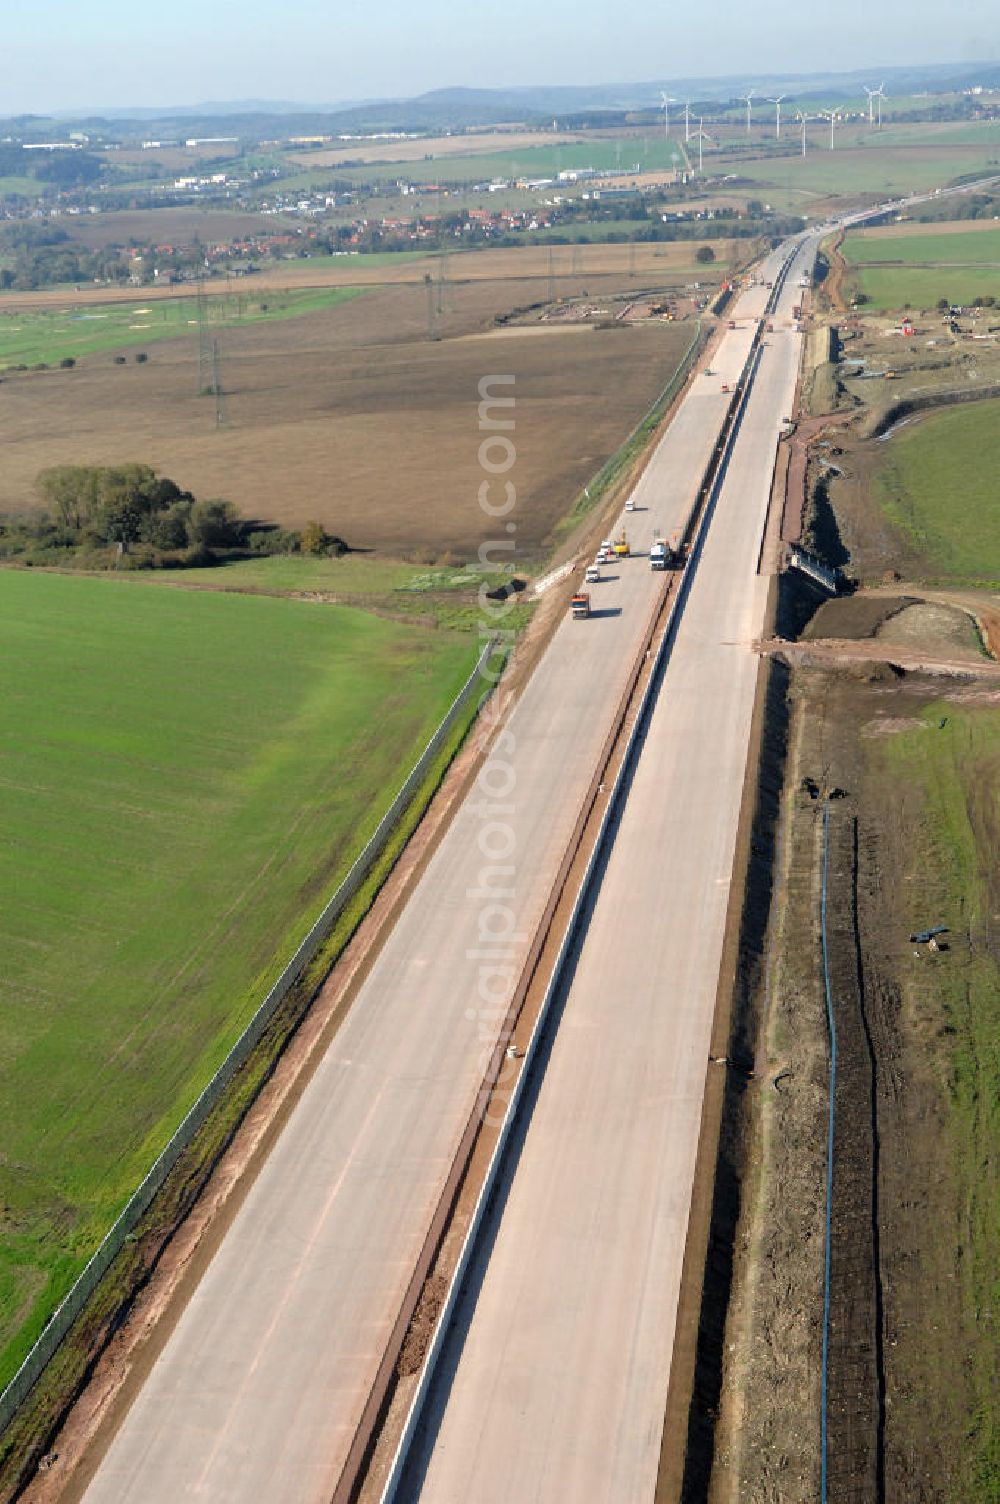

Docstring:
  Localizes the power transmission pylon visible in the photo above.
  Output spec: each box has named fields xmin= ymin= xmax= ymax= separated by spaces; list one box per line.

xmin=424 ymin=273 xmax=438 ymax=340
xmin=437 ymin=239 xmax=449 ymax=317
xmin=212 ymin=339 xmax=226 ymax=427
xmin=196 ymin=276 xmax=213 ymax=394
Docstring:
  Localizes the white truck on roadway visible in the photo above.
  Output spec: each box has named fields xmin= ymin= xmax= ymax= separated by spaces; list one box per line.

xmin=650 ymin=536 xmax=684 ymax=571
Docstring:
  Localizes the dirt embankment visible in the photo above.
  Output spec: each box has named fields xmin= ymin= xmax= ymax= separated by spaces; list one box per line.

xmin=781 ymin=411 xmax=855 ymax=544
xmin=860 ymin=381 xmax=1000 ymax=439
xmin=820 ymin=230 xmax=849 ymax=315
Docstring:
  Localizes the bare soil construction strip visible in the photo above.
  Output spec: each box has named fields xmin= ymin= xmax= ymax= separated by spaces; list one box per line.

xmin=759 ymin=636 xmax=1000 ymax=679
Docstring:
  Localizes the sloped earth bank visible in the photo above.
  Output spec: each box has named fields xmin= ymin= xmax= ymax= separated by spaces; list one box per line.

xmin=699 ymin=662 xmax=998 ymax=1504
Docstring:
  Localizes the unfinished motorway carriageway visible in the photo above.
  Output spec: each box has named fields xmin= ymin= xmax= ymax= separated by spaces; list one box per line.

xmin=387 ymin=237 xmax=815 ymax=1504
xmin=75 ymin=234 xmax=816 ymax=1504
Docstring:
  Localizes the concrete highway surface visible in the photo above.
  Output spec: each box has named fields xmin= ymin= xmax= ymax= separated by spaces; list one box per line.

xmin=80 ymin=249 xmax=793 ymax=1504
xmin=393 ymin=239 xmax=818 ymax=1503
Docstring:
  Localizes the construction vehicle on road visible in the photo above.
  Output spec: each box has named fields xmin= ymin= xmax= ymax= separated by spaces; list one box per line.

xmin=612 ymin=529 xmax=630 ymax=558
xmin=649 ymin=535 xmax=685 ymax=571
xmin=571 ymin=591 xmax=591 ymax=618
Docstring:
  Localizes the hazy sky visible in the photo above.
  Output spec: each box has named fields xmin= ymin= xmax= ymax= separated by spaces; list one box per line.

xmin=6 ymin=0 xmax=1000 ymax=114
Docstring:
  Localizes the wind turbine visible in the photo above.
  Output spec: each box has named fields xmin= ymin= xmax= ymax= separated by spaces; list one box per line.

xmin=874 ymin=83 xmax=886 ymax=128
xmin=743 ymin=89 xmax=755 ymax=134
xmin=684 ymin=100 xmax=692 ymax=143
xmin=795 ymin=109 xmax=811 ymax=157
xmin=769 ymin=94 xmax=787 ymax=139
xmin=691 ymin=117 xmax=714 ymax=174
xmin=660 ymin=91 xmax=677 ymax=139
xmin=820 ymin=110 xmax=839 ymax=150
xmin=864 ymin=85 xmax=878 ymax=126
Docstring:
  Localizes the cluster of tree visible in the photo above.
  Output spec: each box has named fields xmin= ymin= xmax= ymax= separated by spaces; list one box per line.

xmin=0 ymin=145 xmax=103 ymax=190
xmin=935 ymin=293 xmax=997 ymax=309
xmin=37 ymin=464 xmax=243 ymax=551
xmin=33 ymin=152 xmax=103 ymax=187
xmin=0 ymin=463 xmax=348 ymax=570
xmin=910 ymin=192 xmax=1000 ymax=224
xmin=0 ymin=464 xmax=237 ymax=566
xmin=0 ymin=223 xmax=128 ymax=291
xmin=336 ymin=208 xmax=788 ymax=259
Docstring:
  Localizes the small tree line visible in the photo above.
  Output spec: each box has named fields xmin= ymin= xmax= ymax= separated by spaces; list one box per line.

xmin=0 ymin=464 xmax=346 ymax=570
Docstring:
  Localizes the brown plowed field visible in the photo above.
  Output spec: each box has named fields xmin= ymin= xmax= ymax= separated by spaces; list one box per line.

xmin=0 ymin=277 xmax=695 ymax=555
xmin=61 ymin=208 xmax=294 ymax=250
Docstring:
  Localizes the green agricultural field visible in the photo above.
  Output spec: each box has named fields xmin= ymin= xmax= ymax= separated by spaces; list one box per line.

xmin=142 ymin=553 xmax=508 ymax=597
xmin=842 ymin=222 xmax=1000 ymax=307
xmin=877 ymin=704 xmax=1000 ymax=1494
xmin=107 ymin=555 xmax=528 ymax=632
xmin=844 ymin=225 xmax=1000 ymax=265
xmin=715 ymin=142 xmax=1000 ymax=205
xmin=856 ymin=120 xmax=1000 ymax=149
xmin=871 ymin=401 xmax=1000 ymax=580
xmin=0 ymin=285 xmax=363 ymax=369
xmin=0 ymin=177 xmax=45 ymax=199
xmin=525 ymin=221 xmax=727 ymax=254
xmin=0 ymin=570 xmax=476 ymax=1385
xmin=853 ymin=263 xmax=1000 ymax=307
xmin=326 ymin=136 xmax=689 ymax=188
xmin=253 ymin=249 xmax=433 ymax=272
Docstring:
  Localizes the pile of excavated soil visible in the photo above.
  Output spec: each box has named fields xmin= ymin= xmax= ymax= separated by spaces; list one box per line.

xmin=876 ymin=600 xmax=984 ymax=660
xmin=803 ymin=593 xmax=915 ymax=641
